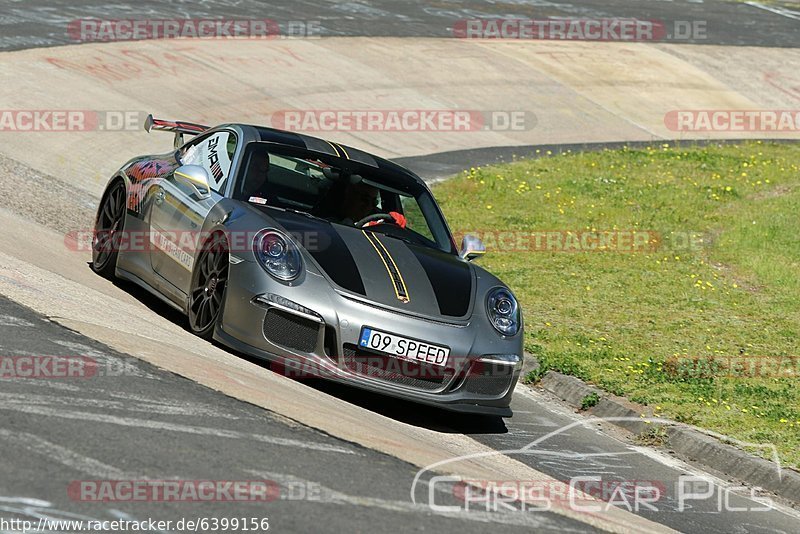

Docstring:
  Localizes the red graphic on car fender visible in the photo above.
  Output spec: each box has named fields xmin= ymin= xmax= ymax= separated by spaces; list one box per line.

xmin=125 ymin=159 xmax=178 ymax=213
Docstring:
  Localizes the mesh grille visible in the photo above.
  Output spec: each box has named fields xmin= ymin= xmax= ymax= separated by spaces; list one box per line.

xmin=461 ymin=361 xmax=516 ymax=397
xmin=263 ymin=309 xmax=319 ymax=353
xmin=341 ymin=344 xmax=453 ymax=391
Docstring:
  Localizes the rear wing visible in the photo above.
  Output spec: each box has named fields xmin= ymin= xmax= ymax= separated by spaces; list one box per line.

xmin=144 ymin=114 xmax=210 ymax=149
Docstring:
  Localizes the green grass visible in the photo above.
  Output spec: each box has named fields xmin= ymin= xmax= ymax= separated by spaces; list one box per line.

xmin=580 ymin=392 xmax=601 ymax=410
xmin=432 ymin=141 xmax=800 ymax=467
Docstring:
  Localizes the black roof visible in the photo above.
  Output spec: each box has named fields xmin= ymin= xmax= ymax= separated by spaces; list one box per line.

xmin=249 ymin=125 xmax=428 ymax=190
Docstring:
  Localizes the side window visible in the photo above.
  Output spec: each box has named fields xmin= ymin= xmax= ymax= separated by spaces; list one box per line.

xmin=400 ymin=195 xmax=435 ymax=242
xmin=180 ymin=131 xmax=237 ymax=193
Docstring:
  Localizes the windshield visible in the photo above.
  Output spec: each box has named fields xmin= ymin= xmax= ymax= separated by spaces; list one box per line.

xmin=233 ymin=143 xmax=456 ymax=254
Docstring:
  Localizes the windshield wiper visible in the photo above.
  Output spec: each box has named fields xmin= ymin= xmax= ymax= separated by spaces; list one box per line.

xmin=375 ymin=230 xmax=419 ymax=247
xmin=284 ymin=207 xmax=328 ymax=223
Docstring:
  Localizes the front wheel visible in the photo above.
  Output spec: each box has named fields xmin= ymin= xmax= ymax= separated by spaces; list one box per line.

xmin=188 ymin=233 xmax=229 ymax=340
xmin=91 ymin=180 xmax=126 ymax=279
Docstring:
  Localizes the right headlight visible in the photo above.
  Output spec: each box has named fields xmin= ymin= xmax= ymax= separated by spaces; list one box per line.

xmin=486 ymin=287 xmax=520 ymax=336
xmin=253 ymin=229 xmax=303 ymax=281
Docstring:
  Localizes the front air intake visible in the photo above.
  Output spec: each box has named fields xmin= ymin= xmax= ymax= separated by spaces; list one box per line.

xmin=461 ymin=360 xmax=516 ymax=397
xmin=263 ymin=308 xmax=319 ymax=353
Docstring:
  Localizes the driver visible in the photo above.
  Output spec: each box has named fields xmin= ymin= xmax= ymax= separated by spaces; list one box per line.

xmin=337 ymin=182 xmax=379 ymax=225
xmin=335 ymin=182 xmax=408 ymax=229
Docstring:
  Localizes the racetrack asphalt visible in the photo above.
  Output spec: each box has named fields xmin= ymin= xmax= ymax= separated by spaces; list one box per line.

xmin=0 ymin=0 xmax=799 ymax=50
xmin=0 ymin=294 xmax=588 ymax=533
xmin=394 ymin=139 xmax=800 ymax=183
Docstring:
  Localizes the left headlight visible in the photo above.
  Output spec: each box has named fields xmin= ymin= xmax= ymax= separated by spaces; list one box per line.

xmin=486 ymin=287 xmax=520 ymax=336
xmin=253 ymin=229 xmax=303 ymax=281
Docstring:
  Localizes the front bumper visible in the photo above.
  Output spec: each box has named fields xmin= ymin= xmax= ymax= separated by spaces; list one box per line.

xmin=217 ymin=262 xmax=523 ymax=416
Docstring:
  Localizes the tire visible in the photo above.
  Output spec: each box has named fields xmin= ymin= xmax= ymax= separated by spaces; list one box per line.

xmin=91 ymin=180 xmax=126 ymax=279
xmin=188 ymin=232 xmax=229 ymax=340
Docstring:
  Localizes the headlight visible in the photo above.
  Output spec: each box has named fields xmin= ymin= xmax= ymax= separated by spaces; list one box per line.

xmin=253 ymin=229 xmax=303 ymax=281
xmin=486 ymin=287 xmax=520 ymax=336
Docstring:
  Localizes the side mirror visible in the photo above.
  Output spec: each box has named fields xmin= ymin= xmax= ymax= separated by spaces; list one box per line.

xmin=459 ymin=235 xmax=486 ymax=261
xmin=174 ymin=165 xmax=212 ymax=200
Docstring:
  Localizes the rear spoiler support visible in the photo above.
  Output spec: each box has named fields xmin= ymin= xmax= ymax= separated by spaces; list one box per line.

xmin=144 ymin=114 xmax=210 ymax=149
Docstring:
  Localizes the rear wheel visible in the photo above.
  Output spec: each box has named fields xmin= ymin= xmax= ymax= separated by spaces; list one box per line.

xmin=91 ymin=180 xmax=126 ymax=278
xmin=188 ymin=233 xmax=229 ymax=340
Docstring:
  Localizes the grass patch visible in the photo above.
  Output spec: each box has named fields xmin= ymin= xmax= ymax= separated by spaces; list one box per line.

xmin=580 ymin=392 xmax=601 ymax=410
xmin=432 ymin=141 xmax=800 ymax=467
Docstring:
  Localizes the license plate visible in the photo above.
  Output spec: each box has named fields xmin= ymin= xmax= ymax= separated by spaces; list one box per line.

xmin=358 ymin=327 xmax=450 ymax=367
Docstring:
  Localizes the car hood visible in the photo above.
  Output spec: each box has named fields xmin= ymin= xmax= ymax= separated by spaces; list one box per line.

xmin=267 ymin=209 xmax=474 ymax=319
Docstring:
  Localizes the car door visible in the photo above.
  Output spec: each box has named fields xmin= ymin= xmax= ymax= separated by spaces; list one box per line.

xmin=149 ymin=130 xmax=238 ymax=294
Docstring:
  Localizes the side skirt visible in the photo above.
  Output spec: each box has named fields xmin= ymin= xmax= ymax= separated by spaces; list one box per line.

xmin=115 ymin=267 xmax=188 ymax=314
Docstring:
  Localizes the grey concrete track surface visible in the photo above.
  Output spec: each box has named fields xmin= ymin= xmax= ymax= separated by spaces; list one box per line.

xmin=303 ymin=370 xmax=800 ymax=533
xmin=0 ymin=295 xmax=588 ymax=533
xmin=0 ymin=0 xmax=799 ymax=50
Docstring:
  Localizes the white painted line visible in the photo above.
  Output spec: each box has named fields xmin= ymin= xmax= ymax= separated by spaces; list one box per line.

xmin=50 ymin=340 xmax=161 ymax=380
xmin=0 ymin=429 xmax=131 ymax=479
xmin=103 ymin=390 xmax=259 ymax=419
xmin=0 ymin=314 xmax=35 ymax=327
xmin=0 ymin=496 xmax=51 ymax=507
xmin=0 ymin=378 xmax=81 ymax=392
xmin=745 ymin=1 xmax=800 ymax=20
xmin=0 ymin=391 xmax=240 ymax=419
xmin=0 ymin=403 xmax=358 ymax=456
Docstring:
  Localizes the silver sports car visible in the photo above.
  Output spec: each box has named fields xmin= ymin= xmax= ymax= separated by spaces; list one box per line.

xmin=92 ymin=115 xmax=523 ymax=416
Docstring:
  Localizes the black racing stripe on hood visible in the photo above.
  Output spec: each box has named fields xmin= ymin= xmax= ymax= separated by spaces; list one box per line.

xmin=363 ymin=231 xmax=409 ymax=303
xmin=268 ymin=210 xmax=366 ymax=296
xmin=408 ymin=246 xmax=472 ymax=317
